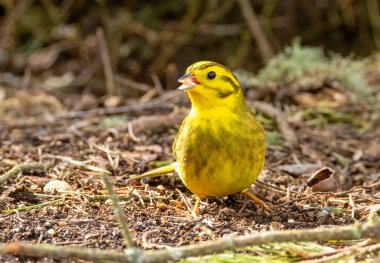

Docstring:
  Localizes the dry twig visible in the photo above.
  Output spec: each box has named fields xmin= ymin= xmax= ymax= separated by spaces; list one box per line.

xmin=252 ymin=101 xmax=299 ymax=148
xmin=0 ymin=101 xmax=175 ymax=130
xmin=298 ymin=238 xmax=373 ymax=263
xmin=96 ymin=27 xmax=117 ymax=95
xmin=236 ymin=0 xmax=275 ymax=62
xmin=1 ymin=215 xmax=379 ymax=262
xmin=130 ymin=111 xmax=187 ymax=134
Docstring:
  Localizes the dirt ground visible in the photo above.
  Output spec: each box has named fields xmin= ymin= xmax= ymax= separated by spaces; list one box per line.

xmin=0 ymin=88 xmax=379 ymax=262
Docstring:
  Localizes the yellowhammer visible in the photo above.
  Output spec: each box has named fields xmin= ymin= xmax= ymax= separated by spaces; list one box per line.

xmin=135 ymin=61 xmax=267 ymax=216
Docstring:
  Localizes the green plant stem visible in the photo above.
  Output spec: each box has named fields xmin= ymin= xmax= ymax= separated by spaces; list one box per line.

xmin=0 ymin=163 xmax=51 ymax=184
xmin=2 ymin=199 xmax=63 ymax=213
xmin=102 ymin=173 xmax=135 ymax=249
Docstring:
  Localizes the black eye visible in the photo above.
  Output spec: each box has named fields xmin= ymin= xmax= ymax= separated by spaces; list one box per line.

xmin=207 ymin=71 xmax=216 ymax=80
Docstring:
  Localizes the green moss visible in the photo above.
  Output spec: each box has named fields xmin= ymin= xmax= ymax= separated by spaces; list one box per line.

xmin=100 ymin=116 xmax=126 ymax=128
xmin=258 ymin=40 xmax=327 ymax=84
xmin=257 ymin=40 xmax=373 ymax=103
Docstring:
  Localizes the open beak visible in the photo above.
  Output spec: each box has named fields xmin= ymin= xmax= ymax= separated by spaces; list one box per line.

xmin=178 ymin=72 xmax=199 ymax=90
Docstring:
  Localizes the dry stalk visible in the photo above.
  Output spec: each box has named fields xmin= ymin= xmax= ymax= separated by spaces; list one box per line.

xmin=236 ymin=0 xmax=274 ymax=62
xmin=102 ymin=174 xmax=135 ymax=249
xmin=1 ymin=214 xmax=379 ymax=262
xmin=96 ymin=27 xmax=117 ymax=95
xmin=252 ymin=101 xmax=299 ymax=148
xmin=0 ymin=162 xmax=51 ymax=184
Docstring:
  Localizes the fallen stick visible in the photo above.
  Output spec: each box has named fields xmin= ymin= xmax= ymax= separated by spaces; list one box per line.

xmin=1 ymin=215 xmax=379 ymax=262
xmin=252 ymin=101 xmax=299 ymax=148
xmin=300 ymin=242 xmax=380 ymax=263
xmin=236 ymin=0 xmax=274 ymax=62
xmin=0 ymin=102 xmax=175 ymax=130
xmin=298 ymin=239 xmax=374 ymax=263
xmin=0 ymin=162 xmax=51 ymax=184
xmin=130 ymin=111 xmax=187 ymax=134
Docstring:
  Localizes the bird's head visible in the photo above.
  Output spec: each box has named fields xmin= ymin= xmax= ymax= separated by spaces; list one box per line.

xmin=178 ymin=61 xmax=245 ymax=111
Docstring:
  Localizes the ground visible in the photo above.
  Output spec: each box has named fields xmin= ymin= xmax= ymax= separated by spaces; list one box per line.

xmin=0 ymin=88 xmax=379 ymax=262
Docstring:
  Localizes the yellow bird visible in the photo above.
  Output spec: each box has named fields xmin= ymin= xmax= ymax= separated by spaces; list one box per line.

xmin=134 ymin=61 xmax=267 ymax=216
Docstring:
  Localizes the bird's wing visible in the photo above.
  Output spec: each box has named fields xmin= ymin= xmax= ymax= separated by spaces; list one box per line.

xmin=172 ymin=115 xmax=188 ymax=160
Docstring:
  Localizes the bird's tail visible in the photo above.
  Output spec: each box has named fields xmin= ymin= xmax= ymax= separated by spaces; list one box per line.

xmin=128 ymin=162 xmax=178 ymax=181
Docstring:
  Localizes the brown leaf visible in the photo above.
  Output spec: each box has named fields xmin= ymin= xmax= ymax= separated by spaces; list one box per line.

xmin=306 ymin=167 xmax=338 ymax=192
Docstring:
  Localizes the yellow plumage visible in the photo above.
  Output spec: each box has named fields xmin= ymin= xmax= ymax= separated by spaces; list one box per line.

xmin=137 ymin=61 xmax=267 ymax=216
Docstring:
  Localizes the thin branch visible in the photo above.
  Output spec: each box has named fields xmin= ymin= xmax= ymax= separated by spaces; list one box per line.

xmin=115 ymin=75 xmax=152 ymax=92
xmin=96 ymin=27 xmax=117 ymax=95
xmin=300 ymin=242 xmax=380 ymax=263
xmin=50 ymin=155 xmax=111 ymax=174
xmin=236 ymin=0 xmax=274 ymax=62
xmin=0 ymin=102 xmax=175 ymax=130
xmin=0 ymin=162 xmax=51 ymax=184
xmin=298 ymin=238 xmax=373 ymax=263
xmin=64 ymin=101 xmax=175 ymax=120
xmin=1 ymin=215 xmax=379 ymax=262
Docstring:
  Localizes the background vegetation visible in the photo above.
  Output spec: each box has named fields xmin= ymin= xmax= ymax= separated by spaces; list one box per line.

xmin=1 ymin=0 xmax=379 ymax=95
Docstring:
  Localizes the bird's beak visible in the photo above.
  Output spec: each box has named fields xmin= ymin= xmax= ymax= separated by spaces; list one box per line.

xmin=178 ymin=72 xmax=199 ymax=90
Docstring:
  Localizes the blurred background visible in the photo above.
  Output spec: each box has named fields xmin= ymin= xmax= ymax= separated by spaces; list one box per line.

xmin=0 ymin=0 xmax=379 ymax=119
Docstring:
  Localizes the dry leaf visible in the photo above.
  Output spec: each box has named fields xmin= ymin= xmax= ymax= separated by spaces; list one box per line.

xmin=306 ymin=167 xmax=338 ymax=192
xmin=278 ymin=163 xmax=321 ymax=177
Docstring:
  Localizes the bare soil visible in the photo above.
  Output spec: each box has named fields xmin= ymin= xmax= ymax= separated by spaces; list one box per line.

xmin=0 ymin=92 xmax=379 ymax=262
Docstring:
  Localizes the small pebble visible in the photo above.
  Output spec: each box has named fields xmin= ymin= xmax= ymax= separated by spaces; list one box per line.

xmin=46 ymin=229 xmax=55 ymax=236
xmin=105 ymin=199 xmax=113 ymax=206
xmin=288 ymin=219 xmax=295 ymax=223
xmin=44 ymin=180 xmax=72 ymax=194
xmin=157 ymin=185 xmax=166 ymax=191
xmin=156 ymin=202 xmax=167 ymax=210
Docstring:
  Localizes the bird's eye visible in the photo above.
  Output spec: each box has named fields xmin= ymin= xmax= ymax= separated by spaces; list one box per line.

xmin=207 ymin=71 xmax=216 ymax=80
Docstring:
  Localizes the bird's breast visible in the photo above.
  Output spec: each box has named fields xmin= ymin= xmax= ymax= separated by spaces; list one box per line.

xmin=173 ymin=112 xmax=266 ymax=197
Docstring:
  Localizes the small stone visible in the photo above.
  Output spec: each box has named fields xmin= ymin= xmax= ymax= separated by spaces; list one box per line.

xmin=156 ymin=202 xmax=167 ymax=210
xmin=44 ymin=180 xmax=72 ymax=194
xmin=105 ymin=199 xmax=113 ymax=206
xmin=46 ymin=228 xmax=55 ymax=236
xmin=287 ymin=219 xmax=295 ymax=223
xmin=156 ymin=185 xmax=166 ymax=191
